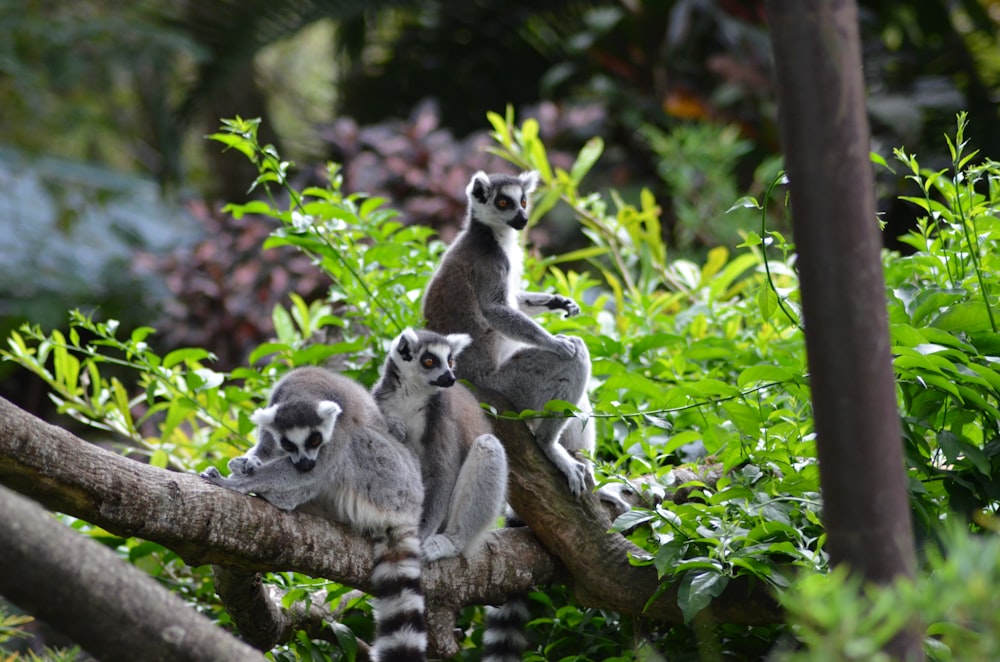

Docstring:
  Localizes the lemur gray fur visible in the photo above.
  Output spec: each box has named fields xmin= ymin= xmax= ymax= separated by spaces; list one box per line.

xmin=372 ymin=327 xmax=508 ymax=562
xmin=422 ymin=170 xmax=595 ymax=496
xmin=200 ymin=366 xmax=427 ymax=662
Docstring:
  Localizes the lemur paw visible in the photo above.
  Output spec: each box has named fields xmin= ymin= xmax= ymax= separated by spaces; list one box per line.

xmin=199 ymin=466 xmax=223 ymax=483
xmin=422 ymin=535 xmax=460 ymax=562
xmin=228 ymin=455 xmax=261 ymax=476
xmin=550 ymin=334 xmax=579 ymax=358
xmin=554 ymin=296 xmax=580 ymax=317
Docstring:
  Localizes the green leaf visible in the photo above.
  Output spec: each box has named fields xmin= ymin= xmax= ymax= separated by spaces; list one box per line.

xmin=932 ymin=302 xmax=996 ymax=334
xmin=272 ymin=306 xmax=296 ymax=344
xmin=678 ymin=569 xmax=729 ymax=624
xmin=248 ymin=342 xmax=290 ymax=365
xmin=150 ymin=449 xmax=169 ymax=469
xmin=652 ymin=539 xmax=686 ymax=576
xmin=869 ymin=151 xmax=891 ymax=171
xmin=610 ymin=508 xmax=655 ymax=533
xmin=727 ymin=196 xmax=761 ymax=213
xmin=570 ymin=137 xmax=604 ymax=184
xmin=163 ymin=348 xmax=212 ymax=370
xmin=757 ymin=284 xmax=778 ymax=321
xmin=660 ymin=430 xmax=703 ymax=456
xmin=737 ymin=364 xmax=798 ymax=388
xmin=721 ymin=402 xmax=761 ymax=436
xmin=737 ymin=230 xmax=762 ymax=248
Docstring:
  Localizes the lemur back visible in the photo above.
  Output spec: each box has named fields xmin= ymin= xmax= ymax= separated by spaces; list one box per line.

xmin=372 ymin=328 xmax=507 ymax=562
xmin=201 ymin=367 xmax=427 ymax=661
xmin=423 ymin=170 xmax=595 ymax=497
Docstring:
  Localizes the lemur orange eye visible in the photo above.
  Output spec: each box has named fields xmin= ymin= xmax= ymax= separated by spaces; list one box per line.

xmin=520 ymin=196 xmax=527 ymax=208
xmin=447 ymin=357 xmax=454 ymax=368
xmin=423 ymin=358 xmax=435 ymax=368
xmin=306 ymin=432 xmax=323 ymax=448
xmin=497 ymin=198 xmax=509 ymax=209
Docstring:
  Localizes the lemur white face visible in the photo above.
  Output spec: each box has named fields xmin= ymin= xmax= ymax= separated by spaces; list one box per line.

xmin=251 ymin=400 xmax=341 ymax=472
xmin=466 ymin=171 xmax=539 ymax=231
xmin=393 ymin=328 xmax=472 ymax=390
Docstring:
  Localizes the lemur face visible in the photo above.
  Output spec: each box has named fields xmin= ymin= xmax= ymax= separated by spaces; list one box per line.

xmin=466 ymin=171 xmax=539 ymax=231
xmin=251 ymin=399 xmax=341 ymax=472
xmin=393 ymin=328 xmax=472 ymax=390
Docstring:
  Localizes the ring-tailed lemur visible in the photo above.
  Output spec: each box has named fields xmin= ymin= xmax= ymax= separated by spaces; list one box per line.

xmin=372 ymin=328 xmax=508 ymax=562
xmin=422 ymin=170 xmax=595 ymax=496
xmin=200 ymin=366 xmax=427 ymax=662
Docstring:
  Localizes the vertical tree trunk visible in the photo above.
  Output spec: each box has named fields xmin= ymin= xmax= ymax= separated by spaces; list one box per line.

xmin=762 ymin=1 xmax=921 ymax=659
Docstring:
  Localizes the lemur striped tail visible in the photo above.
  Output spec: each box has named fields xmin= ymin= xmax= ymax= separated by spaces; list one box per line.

xmin=370 ymin=529 xmax=427 ymax=662
xmin=483 ymin=595 xmax=531 ymax=662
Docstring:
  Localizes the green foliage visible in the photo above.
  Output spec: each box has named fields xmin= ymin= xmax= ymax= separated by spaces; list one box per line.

xmin=884 ymin=112 xmax=1000 ymax=534
xmin=0 ymin=602 xmax=82 ymax=661
xmin=777 ymin=524 xmax=1000 ymax=662
xmin=6 ymin=109 xmax=1000 ymax=658
xmin=641 ymin=121 xmax=781 ymax=252
xmin=209 ymin=115 xmax=441 ymax=384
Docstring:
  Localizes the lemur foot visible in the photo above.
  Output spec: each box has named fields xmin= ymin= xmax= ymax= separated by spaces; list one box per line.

xmin=422 ymin=535 xmax=461 ymax=562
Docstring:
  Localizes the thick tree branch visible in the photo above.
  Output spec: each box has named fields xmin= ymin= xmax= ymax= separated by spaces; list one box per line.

xmin=0 ymin=484 xmax=265 ymax=662
xmin=0 ymin=392 xmax=780 ymax=657
xmin=0 ymin=396 xmax=554 ymax=657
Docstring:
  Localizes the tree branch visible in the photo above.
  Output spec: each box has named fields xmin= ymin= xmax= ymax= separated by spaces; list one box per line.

xmin=0 ymin=396 xmax=554 ymax=657
xmin=0 ymin=484 xmax=265 ymax=662
xmin=0 ymin=393 xmax=780 ymax=657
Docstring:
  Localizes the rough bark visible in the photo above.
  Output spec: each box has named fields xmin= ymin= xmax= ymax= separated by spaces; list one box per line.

xmin=210 ymin=567 xmax=362 ymax=651
xmin=764 ymin=1 xmax=920 ymax=659
xmin=0 ymin=393 xmax=780 ymax=657
xmin=0 ymin=484 xmax=265 ymax=662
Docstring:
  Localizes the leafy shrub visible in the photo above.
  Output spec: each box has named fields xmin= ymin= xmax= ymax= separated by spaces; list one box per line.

xmin=4 ymin=110 xmax=1000 ymax=659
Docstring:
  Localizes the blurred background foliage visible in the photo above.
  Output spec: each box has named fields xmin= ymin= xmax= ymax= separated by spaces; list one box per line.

xmin=2 ymin=0 xmax=1000 ymax=441
xmin=2 ymin=0 xmax=997 ymax=434
xmin=2 ymin=0 xmax=999 ymax=442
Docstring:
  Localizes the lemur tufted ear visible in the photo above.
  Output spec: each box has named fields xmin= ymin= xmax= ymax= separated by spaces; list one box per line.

xmin=395 ymin=328 xmax=420 ymax=362
xmin=316 ymin=400 xmax=342 ymax=439
xmin=518 ymin=170 xmax=539 ymax=195
xmin=446 ymin=333 xmax=472 ymax=356
xmin=250 ymin=404 xmax=278 ymax=427
xmin=467 ymin=171 xmax=492 ymax=204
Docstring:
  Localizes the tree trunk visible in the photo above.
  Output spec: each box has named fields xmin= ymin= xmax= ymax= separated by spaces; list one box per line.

xmin=763 ymin=1 xmax=921 ymax=659
xmin=0 ymin=484 xmax=265 ymax=662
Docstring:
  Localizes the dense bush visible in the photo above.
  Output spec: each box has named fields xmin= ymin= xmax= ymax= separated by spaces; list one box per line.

xmin=4 ymin=111 xmax=1000 ymax=659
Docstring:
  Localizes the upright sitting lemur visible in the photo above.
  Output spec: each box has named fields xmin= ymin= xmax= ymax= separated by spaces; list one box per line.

xmin=200 ymin=367 xmax=427 ymax=662
xmin=372 ymin=327 xmax=508 ymax=562
xmin=422 ymin=170 xmax=595 ymax=496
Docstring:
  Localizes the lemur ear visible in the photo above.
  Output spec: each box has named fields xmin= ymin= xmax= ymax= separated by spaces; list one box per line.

xmin=316 ymin=400 xmax=342 ymax=438
xmin=467 ymin=171 xmax=491 ymax=204
xmin=396 ymin=328 xmax=419 ymax=362
xmin=518 ymin=170 xmax=539 ymax=195
xmin=251 ymin=404 xmax=278 ymax=427
xmin=447 ymin=333 xmax=472 ymax=356
xmin=316 ymin=400 xmax=342 ymax=423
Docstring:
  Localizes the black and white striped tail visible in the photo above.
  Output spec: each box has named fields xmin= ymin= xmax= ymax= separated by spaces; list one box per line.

xmin=370 ymin=529 xmax=427 ymax=662
xmin=483 ymin=594 xmax=531 ymax=662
